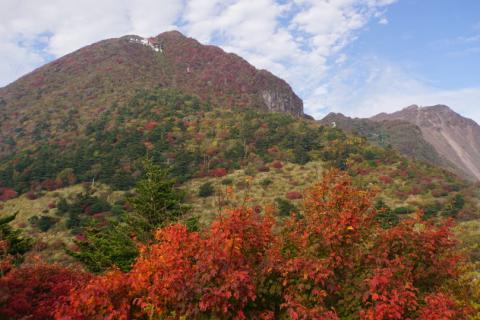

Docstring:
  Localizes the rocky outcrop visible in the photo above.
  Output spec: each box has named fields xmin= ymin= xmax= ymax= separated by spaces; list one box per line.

xmin=372 ymin=105 xmax=480 ymax=181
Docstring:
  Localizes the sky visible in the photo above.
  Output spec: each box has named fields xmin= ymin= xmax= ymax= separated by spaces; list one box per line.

xmin=1 ymin=0 xmax=479 ymax=122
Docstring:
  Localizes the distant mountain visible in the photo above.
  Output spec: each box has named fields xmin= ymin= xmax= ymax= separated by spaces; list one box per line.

xmin=319 ymin=112 xmax=456 ymax=170
xmin=0 ymin=31 xmax=303 ymax=156
xmin=320 ymin=105 xmax=480 ymax=181
xmin=372 ymin=105 xmax=480 ymax=181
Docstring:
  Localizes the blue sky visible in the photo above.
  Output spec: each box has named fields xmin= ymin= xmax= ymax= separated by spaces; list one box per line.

xmin=351 ymin=0 xmax=480 ymax=89
xmin=0 ymin=0 xmax=479 ymax=122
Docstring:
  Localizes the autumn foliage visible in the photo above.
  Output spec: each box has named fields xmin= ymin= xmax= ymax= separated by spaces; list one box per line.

xmin=0 ymin=263 xmax=90 ymax=319
xmin=1 ymin=170 xmax=474 ymax=319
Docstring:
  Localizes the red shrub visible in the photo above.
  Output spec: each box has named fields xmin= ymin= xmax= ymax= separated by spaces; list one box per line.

xmin=208 ymin=167 xmax=227 ymax=177
xmin=26 ymin=191 xmax=37 ymax=200
xmin=0 ymin=188 xmax=17 ymax=201
xmin=271 ymin=161 xmax=283 ymax=169
xmin=378 ymin=175 xmax=393 ymax=184
xmin=286 ymin=191 xmax=302 ymax=200
xmin=0 ymin=264 xmax=90 ymax=320
xmin=143 ymin=121 xmax=158 ymax=131
xmin=257 ymin=166 xmax=270 ymax=172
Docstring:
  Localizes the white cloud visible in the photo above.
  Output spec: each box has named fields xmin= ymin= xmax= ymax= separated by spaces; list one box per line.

xmin=378 ymin=17 xmax=388 ymax=24
xmin=0 ymin=0 xmax=183 ymax=84
xmin=1 ymin=0 xmax=398 ymax=117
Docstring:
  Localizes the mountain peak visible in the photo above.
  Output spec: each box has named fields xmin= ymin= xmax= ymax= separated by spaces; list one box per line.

xmin=156 ymin=30 xmax=186 ymax=38
xmin=403 ymin=104 xmax=419 ymax=111
xmin=371 ymin=105 xmax=480 ymax=181
xmin=0 ymin=31 xmax=304 ymax=157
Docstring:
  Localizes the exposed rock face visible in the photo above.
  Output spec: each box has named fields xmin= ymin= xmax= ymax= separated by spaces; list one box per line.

xmin=0 ymin=30 xmax=303 ymax=154
xmin=372 ymin=105 xmax=480 ymax=181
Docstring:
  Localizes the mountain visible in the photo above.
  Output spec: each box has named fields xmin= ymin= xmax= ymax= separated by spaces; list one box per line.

xmin=319 ymin=113 xmax=451 ymax=166
xmin=0 ymin=30 xmax=479 ymax=275
xmin=372 ymin=105 xmax=480 ymax=181
xmin=0 ymin=31 xmax=303 ymax=156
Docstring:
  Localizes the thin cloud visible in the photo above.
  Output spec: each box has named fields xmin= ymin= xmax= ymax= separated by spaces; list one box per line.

xmin=316 ymin=56 xmax=480 ymax=123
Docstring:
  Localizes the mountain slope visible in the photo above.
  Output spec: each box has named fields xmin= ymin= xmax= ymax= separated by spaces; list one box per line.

xmin=0 ymin=31 xmax=303 ymax=156
xmin=319 ymin=113 xmax=453 ymax=168
xmin=372 ymin=105 xmax=480 ymax=181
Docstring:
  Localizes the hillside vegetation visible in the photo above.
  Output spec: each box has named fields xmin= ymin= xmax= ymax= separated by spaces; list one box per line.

xmin=1 ymin=89 xmax=479 ymax=319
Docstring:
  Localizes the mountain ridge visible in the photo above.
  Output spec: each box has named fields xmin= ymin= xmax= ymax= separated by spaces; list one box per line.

xmin=372 ymin=105 xmax=480 ymax=181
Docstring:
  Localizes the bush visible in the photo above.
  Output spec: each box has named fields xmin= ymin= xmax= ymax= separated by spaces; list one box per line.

xmin=198 ymin=182 xmax=214 ymax=198
xmin=57 ymin=198 xmax=69 ymax=214
xmin=286 ymin=191 xmax=302 ymax=200
xmin=275 ymin=198 xmax=299 ymax=216
xmin=393 ymin=206 xmax=415 ymax=215
xmin=271 ymin=161 xmax=283 ymax=169
xmin=37 ymin=216 xmax=58 ymax=232
xmin=184 ymin=216 xmax=200 ymax=232
xmin=0 ymin=264 xmax=90 ymax=319
xmin=221 ymin=178 xmax=233 ymax=185
xmin=90 ymin=199 xmax=112 ymax=214
xmin=259 ymin=178 xmax=273 ymax=188
xmin=208 ymin=168 xmax=227 ymax=177
xmin=111 ymin=204 xmax=124 ymax=215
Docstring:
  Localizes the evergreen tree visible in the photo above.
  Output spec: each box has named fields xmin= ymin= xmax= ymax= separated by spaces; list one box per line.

xmin=129 ymin=159 xmax=186 ymax=228
xmin=0 ymin=213 xmax=33 ymax=264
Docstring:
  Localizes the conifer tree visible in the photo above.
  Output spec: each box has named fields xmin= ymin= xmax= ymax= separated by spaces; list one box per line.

xmin=129 ymin=159 xmax=186 ymax=228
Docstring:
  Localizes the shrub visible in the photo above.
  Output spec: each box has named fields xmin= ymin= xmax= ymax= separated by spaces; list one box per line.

xmin=257 ymin=166 xmax=270 ymax=172
xmin=198 ymin=182 xmax=214 ymax=198
xmin=208 ymin=168 xmax=227 ymax=177
xmin=90 ymin=198 xmax=111 ymax=214
xmin=393 ymin=206 xmax=415 ymax=215
xmin=271 ymin=161 xmax=283 ymax=169
xmin=275 ymin=198 xmax=299 ymax=216
xmin=259 ymin=178 xmax=273 ymax=188
xmin=0 ymin=264 xmax=90 ymax=320
xmin=221 ymin=178 xmax=233 ymax=185
xmin=0 ymin=188 xmax=17 ymax=202
xmin=111 ymin=204 xmax=124 ymax=215
xmin=184 ymin=216 xmax=200 ymax=232
xmin=37 ymin=216 xmax=58 ymax=232
xmin=286 ymin=191 xmax=302 ymax=200
xmin=57 ymin=198 xmax=69 ymax=214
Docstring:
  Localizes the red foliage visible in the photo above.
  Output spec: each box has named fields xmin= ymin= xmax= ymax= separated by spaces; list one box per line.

xmin=195 ymin=132 xmax=205 ymax=142
xmin=40 ymin=178 xmax=62 ymax=191
xmin=57 ymin=208 xmax=277 ymax=319
xmin=0 ymin=264 xmax=90 ymax=320
xmin=257 ymin=165 xmax=270 ymax=172
xmin=3 ymin=170 xmax=467 ymax=320
xmin=267 ymin=146 xmax=279 ymax=155
xmin=26 ymin=191 xmax=37 ymax=200
xmin=378 ymin=175 xmax=393 ymax=185
xmin=271 ymin=161 xmax=283 ymax=169
xmin=418 ymin=292 xmax=469 ymax=320
xmin=285 ymin=191 xmax=302 ymax=200
xmin=208 ymin=167 xmax=227 ymax=177
xmin=0 ymin=188 xmax=17 ymax=201
xmin=143 ymin=121 xmax=158 ymax=131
